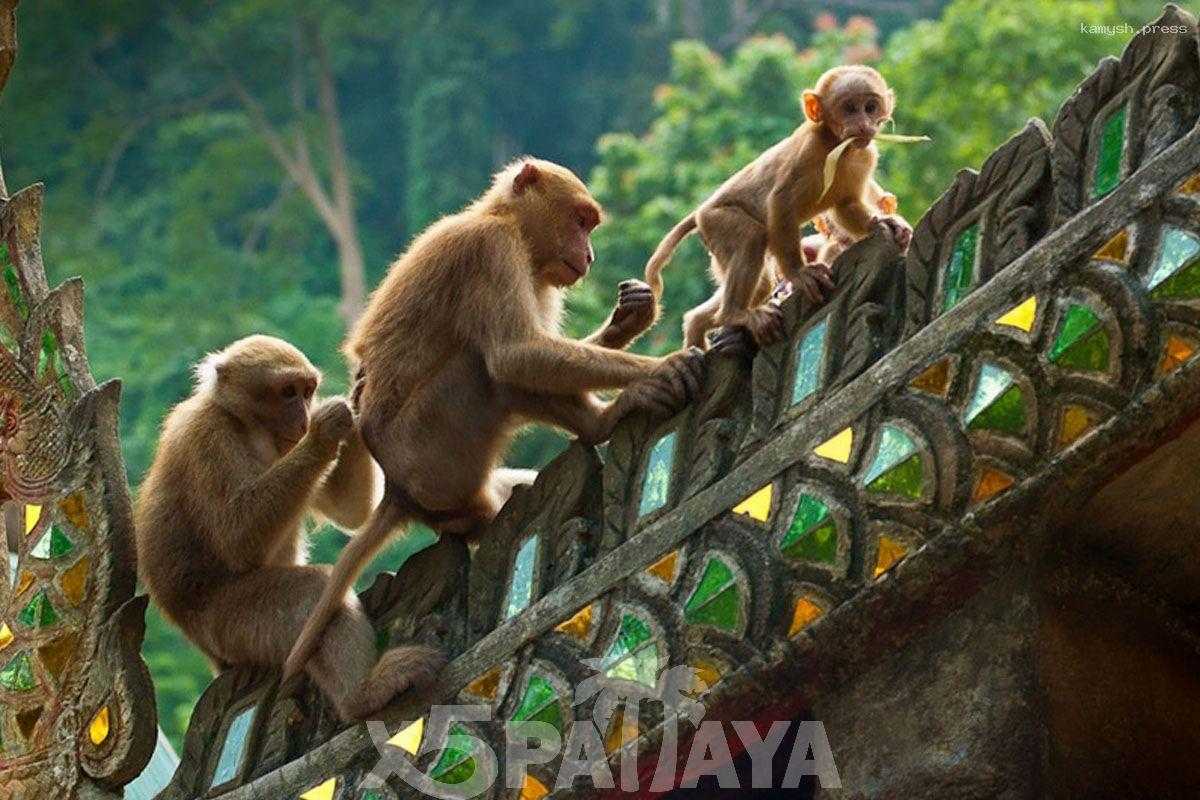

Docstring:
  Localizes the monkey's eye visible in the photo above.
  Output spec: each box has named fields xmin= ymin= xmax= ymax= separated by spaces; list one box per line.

xmin=281 ymin=385 xmax=298 ymax=400
xmin=865 ymin=100 xmax=878 ymax=114
xmin=303 ymin=384 xmax=315 ymax=400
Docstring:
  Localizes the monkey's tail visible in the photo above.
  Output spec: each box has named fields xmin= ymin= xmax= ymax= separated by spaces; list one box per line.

xmin=283 ymin=491 xmax=408 ymax=680
xmin=644 ymin=213 xmax=698 ymax=300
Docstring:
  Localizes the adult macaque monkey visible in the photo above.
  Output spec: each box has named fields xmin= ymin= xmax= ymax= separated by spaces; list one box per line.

xmin=284 ymin=158 xmax=705 ymax=678
xmin=644 ymin=65 xmax=913 ymax=349
xmin=135 ymin=336 xmax=443 ymax=721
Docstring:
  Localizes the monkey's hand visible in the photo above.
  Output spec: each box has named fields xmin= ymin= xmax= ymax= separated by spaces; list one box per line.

xmin=308 ymin=397 xmax=354 ymax=457
xmin=790 ymin=261 xmax=835 ymax=306
xmin=616 ymin=347 xmax=705 ymax=418
xmin=872 ymin=214 xmax=913 ymax=252
xmin=597 ymin=280 xmax=657 ymax=348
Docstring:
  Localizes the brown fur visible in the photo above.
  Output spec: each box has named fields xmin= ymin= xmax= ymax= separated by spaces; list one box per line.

xmin=644 ymin=65 xmax=912 ymax=349
xmin=134 ymin=335 xmax=444 ymax=721
xmin=283 ymin=158 xmax=704 ymax=678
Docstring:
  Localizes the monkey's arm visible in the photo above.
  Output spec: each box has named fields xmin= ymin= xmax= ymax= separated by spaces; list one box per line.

xmin=313 ymin=425 xmax=376 ymax=530
xmin=584 ymin=280 xmax=656 ymax=349
xmin=487 ymin=336 xmax=661 ymax=394
xmin=829 ymin=198 xmax=875 ymax=238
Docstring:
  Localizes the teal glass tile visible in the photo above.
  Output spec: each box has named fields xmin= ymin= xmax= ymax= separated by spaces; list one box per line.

xmin=503 ymin=535 xmax=539 ymax=620
xmin=1146 ymin=227 xmax=1200 ymax=291
xmin=962 ymin=362 xmax=1014 ymax=426
xmin=638 ymin=431 xmax=677 ymax=517
xmin=791 ymin=318 xmax=828 ymax=405
xmin=861 ymin=425 xmax=918 ymax=485
xmin=211 ymin=706 xmax=255 ymax=787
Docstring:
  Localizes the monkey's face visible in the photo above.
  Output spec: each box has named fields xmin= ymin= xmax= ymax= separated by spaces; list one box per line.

xmin=511 ymin=160 xmax=602 ymax=288
xmin=828 ymin=90 xmax=890 ymax=148
xmin=260 ymin=370 xmax=319 ymax=450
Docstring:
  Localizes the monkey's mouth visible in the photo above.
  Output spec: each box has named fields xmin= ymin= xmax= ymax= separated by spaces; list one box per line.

xmin=561 ymin=259 xmax=586 ymax=280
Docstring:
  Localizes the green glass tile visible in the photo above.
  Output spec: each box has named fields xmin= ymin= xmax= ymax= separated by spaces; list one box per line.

xmin=684 ymin=558 xmax=741 ymax=631
xmin=18 ymin=590 xmax=59 ymax=628
xmin=603 ymin=614 xmax=658 ymax=686
xmin=2 ymin=244 xmax=27 ymax=320
xmin=361 ymin=792 xmax=382 ymax=800
xmin=963 ymin=362 xmax=1014 ymax=425
xmin=791 ymin=318 xmax=828 ymax=405
xmin=866 ymin=453 xmax=925 ymax=499
xmin=967 ymin=384 xmax=1026 ymax=434
xmin=685 ymin=558 xmax=733 ymax=611
xmin=782 ymin=520 xmax=838 ymax=563
xmin=941 ymin=224 xmax=979 ymax=312
xmin=1049 ymin=304 xmax=1100 ymax=361
xmin=504 ymin=535 xmax=538 ymax=620
xmin=684 ymin=586 xmax=740 ymax=631
xmin=0 ymin=651 xmax=36 ymax=691
xmin=1092 ymin=104 xmax=1126 ymax=199
xmin=606 ymin=641 xmax=659 ymax=686
xmin=430 ymin=725 xmax=477 ymax=785
xmin=1150 ymin=256 xmax=1200 ymax=300
xmin=0 ymin=323 xmax=16 ymax=354
xmin=30 ymin=525 xmax=73 ymax=560
xmin=638 ymin=431 xmax=677 ymax=517
xmin=37 ymin=331 xmax=57 ymax=378
xmin=1146 ymin=228 xmax=1200 ymax=291
xmin=862 ymin=425 xmax=917 ymax=485
xmin=512 ymin=674 xmax=563 ymax=734
xmin=1056 ymin=328 xmax=1110 ymax=372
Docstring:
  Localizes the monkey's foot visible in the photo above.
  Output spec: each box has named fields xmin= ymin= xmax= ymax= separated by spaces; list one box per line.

xmin=735 ymin=305 xmax=786 ymax=347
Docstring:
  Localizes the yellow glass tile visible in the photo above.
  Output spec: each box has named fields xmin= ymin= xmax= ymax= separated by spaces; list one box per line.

xmin=464 ymin=666 xmax=502 ymax=701
xmin=972 ymin=468 xmax=1014 ymax=504
xmin=910 ymin=358 xmax=952 ymax=397
xmin=731 ymin=483 xmax=773 ymax=523
xmin=1158 ymin=334 xmax=1196 ymax=376
xmin=388 ymin=717 xmax=424 ymax=755
xmin=995 ymin=296 xmax=1038 ymax=332
xmin=554 ymin=604 xmax=594 ymax=641
xmin=60 ymin=494 xmax=89 ymax=530
xmin=645 ymin=551 xmax=679 ymax=584
xmin=59 ymin=557 xmax=90 ymax=606
xmin=521 ymin=774 xmax=549 ymax=800
xmin=605 ymin=709 xmax=639 ymax=754
xmin=813 ymin=427 xmax=854 ymax=463
xmin=300 ymin=778 xmax=337 ymax=800
xmin=24 ymin=505 xmax=41 ymax=535
xmin=873 ymin=536 xmax=907 ymax=579
xmin=1093 ymin=229 xmax=1129 ymax=263
xmin=15 ymin=570 xmax=34 ymax=597
xmin=0 ymin=623 xmax=12 ymax=649
xmin=88 ymin=706 xmax=110 ymax=746
xmin=788 ymin=596 xmax=824 ymax=637
xmin=39 ymin=634 xmax=77 ymax=683
xmin=689 ymin=660 xmax=722 ymax=696
xmin=1058 ymin=405 xmax=1099 ymax=448
xmin=1178 ymin=172 xmax=1200 ymax=195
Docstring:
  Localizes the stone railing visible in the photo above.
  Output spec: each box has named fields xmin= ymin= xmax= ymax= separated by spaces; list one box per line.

xmin=157 ymin=7 xmax=1200 ymax=799
xmin=0 ymin=7 xmax=159 ymax=794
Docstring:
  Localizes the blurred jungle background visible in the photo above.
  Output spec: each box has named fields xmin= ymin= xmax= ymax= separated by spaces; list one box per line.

xmin=0 ymin=0 xmax=1160 ymax=747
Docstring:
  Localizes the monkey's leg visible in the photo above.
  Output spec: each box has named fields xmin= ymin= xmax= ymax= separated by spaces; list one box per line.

xmin=682 ymin=287 xmax=723 ymax=349
xmin=699 ymin=207 xmax=783 ymax=346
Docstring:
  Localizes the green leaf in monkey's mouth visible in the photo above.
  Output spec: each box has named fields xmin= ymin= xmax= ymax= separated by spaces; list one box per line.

xmin=822 ymin=133 xmax=932 ymax=197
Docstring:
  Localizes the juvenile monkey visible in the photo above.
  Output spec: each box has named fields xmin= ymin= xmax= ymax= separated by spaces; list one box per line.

xmin=284 ymin=159 xmax=705 ymax=678
xmin=135 ymin=336 xmax=443 ymax=721
xmin=644 ymin=65 xmax=913 ymax=349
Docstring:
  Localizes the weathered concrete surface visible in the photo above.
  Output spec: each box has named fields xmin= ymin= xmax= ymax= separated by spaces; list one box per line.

xmin=810 ymin=569 xmax=1043 ymax=800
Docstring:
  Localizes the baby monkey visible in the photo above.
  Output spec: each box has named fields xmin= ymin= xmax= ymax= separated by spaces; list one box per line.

xmin=644 ymin=65 xmax=913 ymax=349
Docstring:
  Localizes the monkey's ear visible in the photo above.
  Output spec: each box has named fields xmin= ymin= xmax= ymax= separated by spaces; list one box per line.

xmin=802 ymin=90 xmax=822 ymax=123
xmin=513 ymin=162 xmax=540 ymax=195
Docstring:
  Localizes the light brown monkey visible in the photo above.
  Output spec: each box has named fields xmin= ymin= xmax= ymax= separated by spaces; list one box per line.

xmin=644 ymin=65 xmax=913 ymax=349
xmin=283 ymin=158 xmax=705 ymax=678
xmin=135 ymin=335 xmax=443 ymax=721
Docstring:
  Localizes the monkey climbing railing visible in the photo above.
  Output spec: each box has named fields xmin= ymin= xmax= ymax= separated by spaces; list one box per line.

xmin=150 ymin=6 xmax=1199 ymax=799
